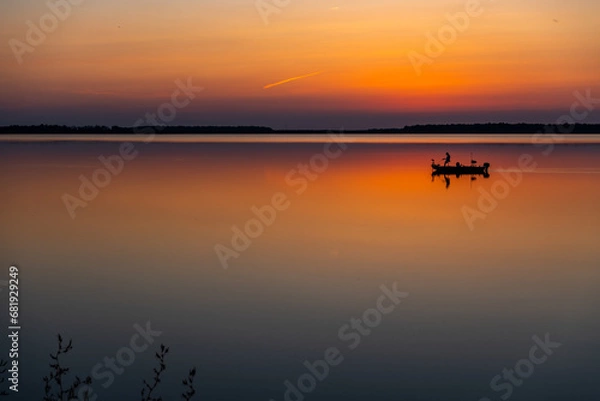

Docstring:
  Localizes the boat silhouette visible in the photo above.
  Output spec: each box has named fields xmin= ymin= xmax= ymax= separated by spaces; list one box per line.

xmin=431 ymin=159 xmax=490 ymax=178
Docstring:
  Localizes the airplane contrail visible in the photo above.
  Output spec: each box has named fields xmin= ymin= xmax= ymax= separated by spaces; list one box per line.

xmin=263 ymin=71 xmax=323 ymax=89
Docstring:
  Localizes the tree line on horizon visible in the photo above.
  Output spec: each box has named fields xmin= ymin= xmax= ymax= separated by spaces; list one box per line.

xmin=0 ymin=123 xmax=599 ymax=134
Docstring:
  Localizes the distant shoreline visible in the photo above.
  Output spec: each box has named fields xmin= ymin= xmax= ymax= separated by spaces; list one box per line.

xmin=1 ymin=123 xmax=600 ymax=134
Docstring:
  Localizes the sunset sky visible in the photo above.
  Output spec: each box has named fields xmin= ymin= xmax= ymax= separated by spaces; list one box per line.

xmin=0 ymin=0 xmax=599 ymax=128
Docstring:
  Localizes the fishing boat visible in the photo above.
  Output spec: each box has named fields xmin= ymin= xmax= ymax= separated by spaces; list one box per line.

xmin=431 ymin=159 xmax=490 ymax=177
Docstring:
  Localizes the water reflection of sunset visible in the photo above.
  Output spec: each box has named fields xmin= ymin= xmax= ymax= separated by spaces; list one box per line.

xmin=1 ymin=140 xmax=599 ymax=400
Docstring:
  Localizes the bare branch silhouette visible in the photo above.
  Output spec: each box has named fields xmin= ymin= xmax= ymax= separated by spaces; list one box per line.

xmin=140 ymin=344 xmax=169 ymax=401
xmin=43 ymin=335 xmax=92 ymax=401
xmin=181 ymin=367 xmax=197 ymax=401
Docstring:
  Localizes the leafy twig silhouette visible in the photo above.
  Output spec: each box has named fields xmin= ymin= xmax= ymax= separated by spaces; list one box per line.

xmin=140 ymin=344 xmax=169 ymax=401
xmin=43 ymin=335 xmax=92 ymax=401
xmin=0 ymin=359 xmax=9 ymax=396
xmin=181 ymin=367 xmax=197 ymax=401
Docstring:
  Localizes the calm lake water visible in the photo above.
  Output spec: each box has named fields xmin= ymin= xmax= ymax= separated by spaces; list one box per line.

xmin=0 ymin=135 xmax=599 ymax=401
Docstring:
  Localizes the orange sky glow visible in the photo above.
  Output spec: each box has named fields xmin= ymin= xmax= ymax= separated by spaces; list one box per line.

xmin=0 ymin=0 xmax=598 ymax=127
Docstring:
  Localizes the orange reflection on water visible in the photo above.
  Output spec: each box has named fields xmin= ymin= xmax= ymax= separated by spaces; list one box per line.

xmin=1 ymin=141 xmax=599 ymax=277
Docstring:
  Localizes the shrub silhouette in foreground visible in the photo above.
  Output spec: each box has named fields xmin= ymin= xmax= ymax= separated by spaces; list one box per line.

xmin=33 ymin=335 xmax=197 ymax=401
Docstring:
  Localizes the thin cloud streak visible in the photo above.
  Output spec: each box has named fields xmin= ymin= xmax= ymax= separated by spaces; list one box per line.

xmin=263 ymin=71 xmax=323 ymax=90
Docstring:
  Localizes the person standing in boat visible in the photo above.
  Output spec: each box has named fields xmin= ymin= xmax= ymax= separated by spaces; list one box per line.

xmin=443 ymin=152 xmax=451 ymax=166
